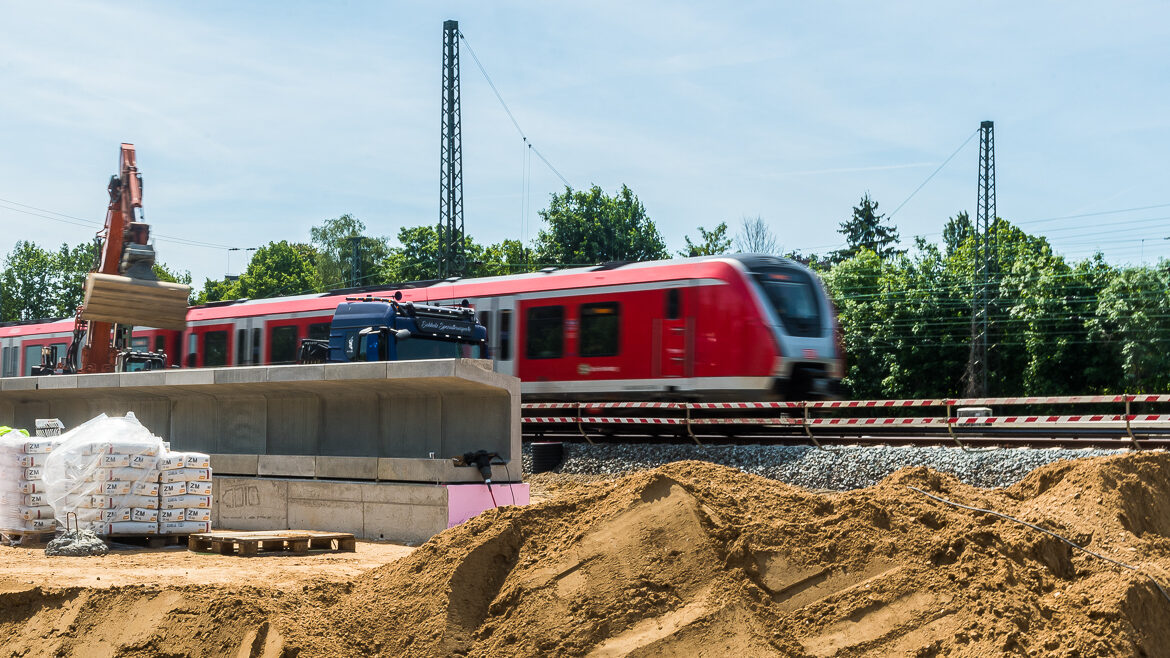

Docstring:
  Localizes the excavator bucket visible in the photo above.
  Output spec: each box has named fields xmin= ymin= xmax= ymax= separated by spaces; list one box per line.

xmin=80 ymin=272 xmax=191 ymax=331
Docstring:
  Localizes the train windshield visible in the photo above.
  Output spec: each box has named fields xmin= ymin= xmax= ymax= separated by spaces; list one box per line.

xmin=752 ymin=269 xmax=822 ymax=337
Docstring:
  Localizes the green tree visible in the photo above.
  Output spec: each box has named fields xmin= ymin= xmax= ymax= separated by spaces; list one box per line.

xmin=309 ymin=214 xmax=391 ymax=291
xmin=234 ymin=241 xmax=317 ymax=299
xmin=680 ymin=222 xmax=731 ymax=257
xmin=831 ymin=194 xmax=902 ymax=262
xmin=942 ymin=211 xmax=972 ymax=257
xmin=194 ymin=277 xmax=239 ymax=305
xmin=51 ymin=242 xmax=97 ymax=317
xmin=0 ymin=241 xmax=58 ymax=321
xmin=533 ymin=185 xmax=668 ymax=266
xmin=1088 ymin=265 xmax=1170 ymax=392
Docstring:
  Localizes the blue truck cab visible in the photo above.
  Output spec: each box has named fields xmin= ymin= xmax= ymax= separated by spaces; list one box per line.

xmin=299 ymin=296 xmax=487 ymax=364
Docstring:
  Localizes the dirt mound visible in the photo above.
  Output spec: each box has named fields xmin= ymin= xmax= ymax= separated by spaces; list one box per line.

xmin=3 ymin=453 xmax=1170 ymax=656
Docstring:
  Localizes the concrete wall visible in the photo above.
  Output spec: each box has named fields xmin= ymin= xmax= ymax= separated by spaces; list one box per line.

xmin=0 ymin=359 xmax=521 ymax=467
xmin=212 ymin=475 xmax=530 ymax=543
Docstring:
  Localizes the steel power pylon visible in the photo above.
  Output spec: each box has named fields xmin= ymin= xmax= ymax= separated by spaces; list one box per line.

xmin=965 ymin=120 xmax=996 ymax=397
xmin=438 ymin=19 xmax=465 ymax=279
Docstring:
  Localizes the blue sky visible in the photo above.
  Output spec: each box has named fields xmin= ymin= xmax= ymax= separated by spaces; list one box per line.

xmin=2 ymin=1 xmax=1169 ymax=285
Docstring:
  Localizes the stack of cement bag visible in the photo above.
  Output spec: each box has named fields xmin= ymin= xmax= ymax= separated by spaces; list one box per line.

xmin=158 ymin=452 xmax=213 ymax=534
xmin=44 ymin=413 xmax=165 ymax=535
xmin=0 ymin=427 xmax=58 ymax=534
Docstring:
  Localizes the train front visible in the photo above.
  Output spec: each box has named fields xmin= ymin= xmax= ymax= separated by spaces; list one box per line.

xmin=732 ymin=254 xmax=843 ymax=400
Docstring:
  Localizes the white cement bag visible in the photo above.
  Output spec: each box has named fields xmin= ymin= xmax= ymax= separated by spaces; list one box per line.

xmin=23 ymin=493 xmax=47 ymax=507
xmin=83 ymin=441 xmax=159 ymax=457
xmin=24 ymin=467 xmax=43 ymax=481
xmin=181 ymin=453 xmax=211 ymax=469
xmin=160 ymin=468 xmax=211 ymax=484
xmin=100 ymin=481 xmax=132 ymax=497
xmin=161 ymin=495 xmax=211 ymax=510
xmin=19 ymin=506 xmax=54 ymax=520
xmin=99 ymin=521 xmax=157 ymax=535
xmin=132 ymin=481 xmax=160 ymax=496
xmin=158 ymin=508 xmax=185 ymax=522
xmin=122 ymin=494 xmax=159 ymax=510
xmin=186 ymin=481 xmax=213 ymax=496
xmin=160 ymin=482 xmax=187 ymax=496
xmin=129 ymin=454 xmax=158 ymax=469
xmin=157 ymin=454 xmax=185 ymax=471
xmin=17 ymin=455 xmax=45 ymax=468
xmin=25 ymin=518 xmax=55 ymax=531
xmin=100 ymin=454 xmax=131 ymax=468
xmin=23 ymin=441 xmax=56 ymax=455
xmin=19 ymin=481 xmax=45 ymax=495
xmin=160 ymin=520 xmax=209 ymax=534
xmin=184 ymin=508 xmax=211 ymax=522
xmin=131 ymin=508 xmax=158 ymax=523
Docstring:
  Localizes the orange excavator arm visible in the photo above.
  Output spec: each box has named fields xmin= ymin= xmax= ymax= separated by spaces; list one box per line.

xmin=73 ymin=144 xmax=190 ymax=373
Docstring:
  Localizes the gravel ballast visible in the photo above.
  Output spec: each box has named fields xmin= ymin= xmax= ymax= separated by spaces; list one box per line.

xmin=522 ymin=442 xmax=1134 ymax=490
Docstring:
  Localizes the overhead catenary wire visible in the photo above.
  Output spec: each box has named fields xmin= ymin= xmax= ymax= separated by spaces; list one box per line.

xmin=887 ymin=129 xmax=980 ymax=221
xmin=458 ymin=30 xmax=573 ymax=189
xmin=0 ymin=197 xmax=235 ymax=250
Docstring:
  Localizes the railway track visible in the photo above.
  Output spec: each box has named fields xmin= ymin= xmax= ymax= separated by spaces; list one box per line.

xmin=522 ymin=394 xmax=1170 ymax=449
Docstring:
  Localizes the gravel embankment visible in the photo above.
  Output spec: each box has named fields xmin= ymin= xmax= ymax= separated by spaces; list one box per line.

xmin=522 ymin=442 xmax=1134 ymax=490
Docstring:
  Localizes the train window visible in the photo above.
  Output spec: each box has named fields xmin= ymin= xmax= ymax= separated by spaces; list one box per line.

xmin=309 ymin=322 xmax=331 ymax=340
xmin=204 ymin=331 xmax=228 ymax=367
xmin=251 ymin=328 xmax=261 ymax=365
xmin=526 ymin=306 xmax=563 ymax=359
xmin=24 ymin=345 xmax=39 ymax=376
xmin=478 ymin=311 xmax=491 ymax=358
xmin=270 ymin=325 xmax=299 ymax=364
xmin=236 ymin=329 xmax=247 ymax=365
xmin=580 ymin=303 xmax=620 ymax=357
xmin=666 ymin=288 xmax=681 ymax=319
xmin=131 ymin=337 xmax=149 ymax=352
xmin=155 ymin=336 xmax=165 ymax=352
xmin=499 ymin=310 xmax=512 ymax=360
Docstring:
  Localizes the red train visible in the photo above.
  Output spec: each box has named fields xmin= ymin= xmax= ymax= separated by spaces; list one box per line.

xmin=0 ymin=254 xmax=842 ymax=400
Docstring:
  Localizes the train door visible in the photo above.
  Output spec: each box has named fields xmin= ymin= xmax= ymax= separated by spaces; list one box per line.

xmin=661 ymin=288 xmax=687 ymax=378
xmin=494 ymin=296 xmax=515 ymax=376
xmin=0 ymin=337 xmax=17 ymax=377
xmin=234 ymin=318 xmax=262 ymax=367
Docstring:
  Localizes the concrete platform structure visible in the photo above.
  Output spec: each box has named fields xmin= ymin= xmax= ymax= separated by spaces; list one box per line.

xmin=0 ymin=359 xmax=524 ymax=542
xmin=0 ymin=359 xmax=519 ymax=463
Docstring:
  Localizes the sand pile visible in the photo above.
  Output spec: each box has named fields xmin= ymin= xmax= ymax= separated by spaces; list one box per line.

xmin=2 ymin=452 xmax=1169 ymax=656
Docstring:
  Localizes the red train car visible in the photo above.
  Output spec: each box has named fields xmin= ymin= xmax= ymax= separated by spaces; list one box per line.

xmin=0 ymin=254 xmax=842 ymax=400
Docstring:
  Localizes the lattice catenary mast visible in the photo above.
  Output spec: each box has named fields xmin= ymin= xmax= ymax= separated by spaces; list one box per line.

xmin=965 ymin=120 xmax=996 ymax=397
xmin=439 ymin=19 xmax=466 ymax=278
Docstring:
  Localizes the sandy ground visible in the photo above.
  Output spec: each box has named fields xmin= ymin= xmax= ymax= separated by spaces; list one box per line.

xmin=0 ymin=539 xmax=414 ymax=592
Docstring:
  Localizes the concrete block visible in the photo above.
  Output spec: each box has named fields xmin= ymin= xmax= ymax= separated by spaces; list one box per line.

xmin=215 ymin=477 xmax=288 ymax=531
xmin=265 ymin=364 xmax=325 ymax=382
xmin=288 ymin=497 xmax=364 ymax=536
xmin=323 ymin=362 xmax=387 ymax=381
xmin=288 ymin=479 xmax=364 ymax=501
xmin=0 ymin=378 xmax=37 ymax=391
xmin=163 ymin=369 xmax=216 ymax=386
xmin=377 ymin=458 xmax=518 ymax=483
xmin=211 ymin=453 xmax=259 ymax=475
xmin=315 ymin=456 xmax=378 ymax=480
xmin=213 ymin=367 xmax=269 ymax=385
xmin=363 ymin=501 xmax=446 ymax=543
xmin=258 ymin=455 xmax=316 ymax=478
xmin=76 ymin=373 xmax=120 ymax=389
xmin=362 ymin=480 xmax=447 ymax=506
xmin=119 ymin=371 xmax=167 ymax=388
xmin=35 ymin=375 xmax=78 ymax=390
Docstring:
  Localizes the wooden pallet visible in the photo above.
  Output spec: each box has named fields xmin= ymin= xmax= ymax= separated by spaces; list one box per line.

xmin=1 ymin=529 xmax=56 ymax=546
xmin=187 ymin=530 xmax=357 ymax=557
